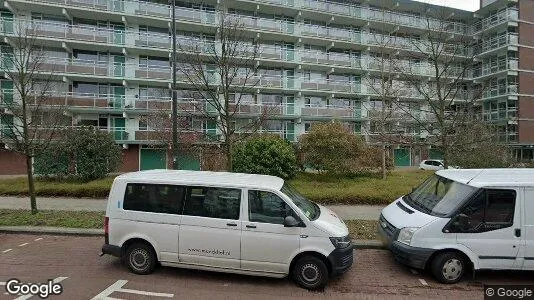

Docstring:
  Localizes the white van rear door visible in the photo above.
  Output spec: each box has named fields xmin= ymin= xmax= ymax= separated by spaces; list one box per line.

xmin=523 ymin=188 xmax=534 ymax=270
xmin=456 ymin=188 xmax=522 ymax=270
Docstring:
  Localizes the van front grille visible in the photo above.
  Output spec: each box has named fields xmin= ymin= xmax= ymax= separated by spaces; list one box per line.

xmin=379 ymin=214 xmax=397 ymax=239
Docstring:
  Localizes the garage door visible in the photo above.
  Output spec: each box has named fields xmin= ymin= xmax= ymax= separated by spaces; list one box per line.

xmin=177 ymin=154 xmax=200 ymax=171
xmin=394 ymin=149 xmax=411 ymax=166
xmin=140 ymin=149 xmax=167 ymax=170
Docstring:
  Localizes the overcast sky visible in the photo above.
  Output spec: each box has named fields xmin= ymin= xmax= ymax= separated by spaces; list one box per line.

xmin=414 ymin=0 xmax=480 ymax=11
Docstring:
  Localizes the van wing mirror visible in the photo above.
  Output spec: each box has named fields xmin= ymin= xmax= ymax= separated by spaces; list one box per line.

xmin=283 ymin=216 xmax=300 ymax=227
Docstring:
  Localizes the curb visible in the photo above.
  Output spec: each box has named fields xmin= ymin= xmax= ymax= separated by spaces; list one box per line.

xmin=0 ymin=226 xmax=387 ymax=249
xmin=0 ymin=226 xmax=103 ymax=236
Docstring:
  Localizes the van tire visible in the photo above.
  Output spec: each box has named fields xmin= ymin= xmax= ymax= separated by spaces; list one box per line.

xmin=431 ymin=252 xmax=465 ymax=284
xmin=292 ymin=256 xmax=328 ymax=290
xmin=125 ymin=243 xmax=157 ymax=275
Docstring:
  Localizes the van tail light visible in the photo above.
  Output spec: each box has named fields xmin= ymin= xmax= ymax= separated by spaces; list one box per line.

xmin=104 ymin=216 xmax=109 ymax=244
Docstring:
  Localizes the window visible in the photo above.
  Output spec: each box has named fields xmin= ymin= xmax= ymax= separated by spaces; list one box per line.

xmin=183 ymin=187 xmax=241 ymax=220
xmin=456 ymin=189 xmax=516 ymax=233
xmin=123 ymin=183 xmax=185 ymax=214
xmin=248 ymin=190 xmax=296 ymax=224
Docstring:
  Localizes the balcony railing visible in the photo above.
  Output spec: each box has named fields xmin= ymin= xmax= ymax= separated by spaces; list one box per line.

xmin=474 ymin=33 xmax=518 ymax=55
xmin=472 ymin=59 xmax=518 ymax=78
xmin=482 ymin=84 xmax=518 ymax=99
xmin=471 ymin=8 xmax=518 ymax=34
xmin=300 ymin=79 xmax=359 ymax=93
xmin=300 ymin=105 xmax=359 ymax=118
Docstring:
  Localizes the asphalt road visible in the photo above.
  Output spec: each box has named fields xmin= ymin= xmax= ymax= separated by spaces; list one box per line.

xmin=0 ymin=233 xmax=532 ymax=300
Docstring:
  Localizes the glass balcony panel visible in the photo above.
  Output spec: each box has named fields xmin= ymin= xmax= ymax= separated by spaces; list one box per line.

xmin=136 ymin=1 xmax=170 ymax=18
xmin=136 ymin=32 xmax=170 ymax=49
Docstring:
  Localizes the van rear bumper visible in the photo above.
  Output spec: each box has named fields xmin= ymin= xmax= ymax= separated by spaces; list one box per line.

xmin=102 ymin=244 xmax=122 ymax=257
xmin=390 ymin=241 xmax=435 ymax=270
xmin=327 ymin=245 xmax=354 ymax=276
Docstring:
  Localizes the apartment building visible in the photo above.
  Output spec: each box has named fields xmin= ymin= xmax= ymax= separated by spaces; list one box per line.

xmin=0 ymin=0 xmax=532 ymax=174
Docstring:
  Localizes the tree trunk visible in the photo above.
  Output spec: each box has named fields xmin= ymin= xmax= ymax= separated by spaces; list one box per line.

xmin=26 ymin=155 xmax=37 ymax=214
xmin=224 ymin=141 xmax=233 ymax=171
xmin=381 ymin=145 xmax=387 ymax=179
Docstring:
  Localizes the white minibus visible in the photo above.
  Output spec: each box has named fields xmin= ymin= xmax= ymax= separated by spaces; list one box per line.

xmin=379 ymin=168 xmax=534 ymax=283
xmin=101 ymin=170 xmax=353 ymax=290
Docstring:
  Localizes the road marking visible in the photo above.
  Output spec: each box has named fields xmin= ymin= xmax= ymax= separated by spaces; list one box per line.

xmin=34 ymin=238 xmax=43 ymax=241
xmin=13 ymin=277 xmax=68 ymax=300
xmin=91 ymin=280 xmax=174 ymax=299
xmin=2 ymin=249 xmax=12 ymax=253
xmin=0 ymin=281 xmax=5 ymax=285
xmin=419 ymin=279 xmax=429 ymax=286
xmin=18 ymin=243 xmax=28 ymax=247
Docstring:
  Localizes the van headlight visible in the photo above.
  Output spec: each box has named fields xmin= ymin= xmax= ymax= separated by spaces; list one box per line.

xmin=329 ymin=236 xmax=351 ymax=249
xmin=397 ymin=227 xmax=419 ymax=245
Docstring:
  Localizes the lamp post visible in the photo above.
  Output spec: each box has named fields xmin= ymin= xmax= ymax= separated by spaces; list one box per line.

xmin=171 ymin=0 xmax=178 ymax=169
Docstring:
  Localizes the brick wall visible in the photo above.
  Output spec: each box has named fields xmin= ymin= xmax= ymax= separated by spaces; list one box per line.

xmin=119 ymin=145 xmax=139 ymax=172
xmin=520 ymin=0 xmax=534 ymax=22
xmin=0 ymin=149 xmax=27 ymax=175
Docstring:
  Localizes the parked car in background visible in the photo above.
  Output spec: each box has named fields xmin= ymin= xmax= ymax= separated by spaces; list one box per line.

xmin=101 ymin=170 xmax=353 ymax=290
xmin=419 ymin=159 xmax=446 ymax=170
xmin=378 ymin=168 xmax=534 ymax=284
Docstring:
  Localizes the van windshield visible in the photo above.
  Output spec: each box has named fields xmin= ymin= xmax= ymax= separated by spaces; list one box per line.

xmin=403 ymin=174 xmax=477 ymax=217
xmin=281 ymin=183 xmax=320 ymax=221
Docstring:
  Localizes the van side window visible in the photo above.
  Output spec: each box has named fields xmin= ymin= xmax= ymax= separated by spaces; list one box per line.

xmin=458 ymin=189 xmax=516 ymax=233
xmin=248 ymin=190 xmax=295 ymax=225
xmin=183 ymin=187 xmax=241 ymax=220
xmin=123 ymin=183 xmax=185 ymax=214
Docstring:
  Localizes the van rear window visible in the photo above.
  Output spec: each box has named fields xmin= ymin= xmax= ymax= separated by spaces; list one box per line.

xmin=123 ymin=183 xmax=185 ymax=214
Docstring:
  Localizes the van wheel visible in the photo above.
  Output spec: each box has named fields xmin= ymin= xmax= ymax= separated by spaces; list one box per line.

xmin=125 ymin=243 xmax=156 ymax=275
xmin=431 ymin=252 xmax=465 ymax=284
xmin=292 ymin=256 xmax=328 ymax=290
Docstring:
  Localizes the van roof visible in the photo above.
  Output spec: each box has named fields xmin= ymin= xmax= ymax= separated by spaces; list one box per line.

xmin=115 ymin=170 xmax=285 ymax=190
xmin=436 ymin=168 xmax=534 ymax=188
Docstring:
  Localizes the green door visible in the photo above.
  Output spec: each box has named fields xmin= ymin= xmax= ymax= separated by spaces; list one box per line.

xmin=285 ymin=122 xmax=295 ymax=142
xmin=285 ymin=70 xmax=294 ymax=89
xmin=177 ymin=153 xmax=200 ymax=170
xmin=1 ymin=81 xmax=13 ymax=105
xmin=206 ymin=119 xmax=217 ymax=140
xmin=113 ymin=117 xmax=126 ymax=141
xmin=284 ymin=44 xmax=294 ymax=61
xmin=394 ymin=148 xmax=411 ymax=167
xmin=112 ymin=86 xmax=125 ymax=108
xmin=429 ymin=149 xmax=444 ymax=160
xmin=285 ymin=96 xmax=294 ymax=115
xmin=140 ymin=148 xmax=167 ymax=170
xmin=113 ymin=24 xmax=125 ymax=45
xmin=1 ymin=11 xmax=13 ymax=34
xmin=113 ymin=55 xmax=125 ymax=77
xmin=0 ymin=114 xmax=13 ymax=138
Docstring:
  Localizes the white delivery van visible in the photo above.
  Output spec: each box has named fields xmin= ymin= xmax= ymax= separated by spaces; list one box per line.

xmin=101 ymin=170 xmax=353 ymax=290
xmin=378 ymin=168 xmax=534 ymax=284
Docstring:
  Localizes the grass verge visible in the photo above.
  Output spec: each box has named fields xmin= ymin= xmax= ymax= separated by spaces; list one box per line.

xmin=0 ymin=177 xmax=114 ymax=198
xmin=345 ymin=220 xmax=379 ymax=240
xmin=0 ymin=209 xmax=104 ymax=228
xmin=288 ymin=170 xmax=432 ymax=205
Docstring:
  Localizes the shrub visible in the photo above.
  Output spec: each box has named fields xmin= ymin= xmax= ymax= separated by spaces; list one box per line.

xmin=33 ymin=127 xmax=122 ymax=181
xmin=449 ymin=122 xmax=511 ymax=168
xmin=232 ymin=134 xmax=297 ymax=179
xmin=298 ymin=121 xmax=365 ymax=175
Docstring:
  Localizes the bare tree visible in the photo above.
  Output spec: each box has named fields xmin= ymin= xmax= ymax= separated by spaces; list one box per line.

xmin=364 ymin=30 xmax=402 ymax=179
xmin=0 ymin=20 xmax=66 ymax=213
xmin=176 ymin=5 xmax=275 ymax=170
xmin=398 ymin=5 xmax=483 ymax=168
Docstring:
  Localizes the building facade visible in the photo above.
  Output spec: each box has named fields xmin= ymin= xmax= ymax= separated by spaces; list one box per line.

xmin=0 ymin=0 xmax=532 ymax=173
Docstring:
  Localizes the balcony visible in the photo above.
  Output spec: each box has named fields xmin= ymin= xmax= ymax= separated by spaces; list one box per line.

xmin=472 ymin=59 xmax=518 ymax=78
xmin=300 ymin=105 xmax=358 ymax=118
xmin=134 ymin=129 xmax=203 ymax=143
xmin=473 ymin=33 xmax=518 ymax=55
xmin=235 ymin=14 xmax=294 ymax=34
xmin=471 ymin=8 xmax=519 ymax=34
xmin=1 ymin=18 xmax=124 ymax=45
xmin=135 ymin=32 xmax=170 ymax=49
xmin=300 ymin=79 xmax=358 ymax=93
xmin=482 ymin=84 xmax=518 ymax=99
